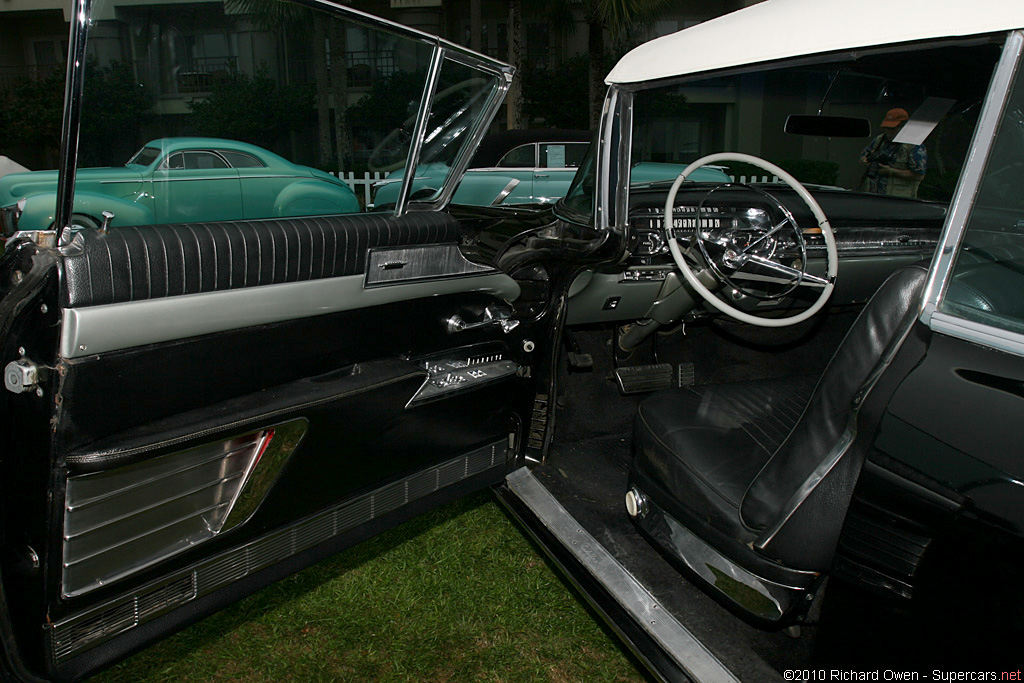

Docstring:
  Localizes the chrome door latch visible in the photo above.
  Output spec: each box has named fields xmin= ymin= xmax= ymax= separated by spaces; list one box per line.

xmin=447 ymin=305 xmax=520 ymax=334
xmin=5 ymin=359 xmax=39 ymax=394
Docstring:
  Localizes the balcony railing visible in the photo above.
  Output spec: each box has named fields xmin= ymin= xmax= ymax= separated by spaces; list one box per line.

xmin=175 ymin=56 xmax=238 ymax=94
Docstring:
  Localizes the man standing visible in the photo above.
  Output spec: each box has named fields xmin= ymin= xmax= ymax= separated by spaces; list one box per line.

xmin=860 ymin=107 xmax=927 ymax=198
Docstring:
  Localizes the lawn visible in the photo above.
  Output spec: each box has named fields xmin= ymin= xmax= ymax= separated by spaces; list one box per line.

xmin=93 ymin=491 xmax=650 ymax=683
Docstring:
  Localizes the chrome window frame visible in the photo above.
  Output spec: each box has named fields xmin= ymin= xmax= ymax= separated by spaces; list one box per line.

xmin=920 ymin=30 xmax=1024 ymax=356
xmin=55 ymin=0 xmax=512 ymax=228
xmin=402 ymin=49 xmax=514 ymax=213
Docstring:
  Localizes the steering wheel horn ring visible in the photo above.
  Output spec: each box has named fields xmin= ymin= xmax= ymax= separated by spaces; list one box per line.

xmin=665 ymin=152 xmax=838 ymax=327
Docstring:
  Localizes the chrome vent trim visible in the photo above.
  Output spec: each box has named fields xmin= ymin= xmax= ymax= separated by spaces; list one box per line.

xmin=62 ymin=420 xmax=306 ymax=598
xmin=49 ymin=440 xmax=506 ymax=664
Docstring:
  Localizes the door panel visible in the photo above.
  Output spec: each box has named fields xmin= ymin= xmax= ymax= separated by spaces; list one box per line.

xmin=0 ymin=211 xmax=532 ymax=680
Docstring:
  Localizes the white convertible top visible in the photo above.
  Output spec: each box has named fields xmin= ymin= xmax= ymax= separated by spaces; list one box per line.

xmin=606 ymin=0 xmax=1024 ymax=85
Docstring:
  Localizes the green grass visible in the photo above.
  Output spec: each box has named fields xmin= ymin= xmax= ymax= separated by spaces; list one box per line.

xmin=93 ymin=492 xmax=650 ymax=683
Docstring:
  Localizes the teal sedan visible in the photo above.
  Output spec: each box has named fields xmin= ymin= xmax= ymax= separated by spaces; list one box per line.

xmin=0 ymin=138 xmax=360 ymax=236
xmin=371 ymin=129 xmax=732 ymax=209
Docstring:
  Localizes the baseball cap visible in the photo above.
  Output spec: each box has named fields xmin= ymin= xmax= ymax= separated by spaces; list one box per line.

xmin=880 ymin=108 xmax=910 ymax=128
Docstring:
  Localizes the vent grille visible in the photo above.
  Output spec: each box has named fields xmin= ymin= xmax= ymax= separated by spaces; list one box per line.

xmin=49 ymin=440 xmax=505 ymax=664
xmin=527 ymin=394 xmax=549 ymax=451
xmin=836 ymin=501 xmax=932 ymax=599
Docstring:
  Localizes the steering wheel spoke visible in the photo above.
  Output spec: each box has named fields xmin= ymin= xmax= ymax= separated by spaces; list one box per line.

xmin=665 ymin=153 xmax=838 ymax=327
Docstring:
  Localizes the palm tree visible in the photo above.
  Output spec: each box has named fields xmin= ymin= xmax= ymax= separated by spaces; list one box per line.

xmin=506 ymin=0 xmax=524 ymax=129
xmin=513 ymin=0 xmax=672 ymax=128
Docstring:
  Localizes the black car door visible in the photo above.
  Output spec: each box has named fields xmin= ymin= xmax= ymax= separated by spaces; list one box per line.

xmin=0 ymin=2 xmax=532 ymax=680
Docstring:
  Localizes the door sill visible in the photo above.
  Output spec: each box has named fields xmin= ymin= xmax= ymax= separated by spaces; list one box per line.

xmin=499 ymin=467 xmax=739 ymax=683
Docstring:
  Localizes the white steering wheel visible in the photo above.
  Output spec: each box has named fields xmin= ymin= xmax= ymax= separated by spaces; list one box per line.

xmin=665 ymin=152 xmax=839 ymax=328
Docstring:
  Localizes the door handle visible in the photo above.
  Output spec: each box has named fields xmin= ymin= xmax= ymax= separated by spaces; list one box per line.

xmin=446 ymin=305 xmax=520 ymax=334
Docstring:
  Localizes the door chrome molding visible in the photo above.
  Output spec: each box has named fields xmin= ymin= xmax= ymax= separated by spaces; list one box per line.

xmin=395 ymin=46 xmax=446 ymax=217
xmin=49 ymin=440 xmax=508 ymax=665
xmin=60 ymin=272 xmax=521 ymax=359
xmin=53 ymin=0 xmax=93 ymax=236
xmin=921 ymin=30 xmax=1024 ymax=326
xmin=929 ymin=310 xmax=1024 ymax=357
xmin=504 ymin=468 xmax=739 ymax=683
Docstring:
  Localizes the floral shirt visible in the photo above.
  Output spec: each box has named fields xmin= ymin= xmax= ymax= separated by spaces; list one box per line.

xmin=860 ymin=134 xmax=928 ymax=198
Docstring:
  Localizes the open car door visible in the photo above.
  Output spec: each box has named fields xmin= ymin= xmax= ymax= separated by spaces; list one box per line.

xmin=0 ymin=1 xmax=535 ymax=680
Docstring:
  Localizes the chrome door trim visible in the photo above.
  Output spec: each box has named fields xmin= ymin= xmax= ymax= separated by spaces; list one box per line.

xmin=395 ymin=46 xmax=446 ymax=217
xmin=60 ymin=272 xmax=521 ymax=359
xmin=929 ymin=310 xmax=1024 ymax=357
xmin=505 ymin=467 xmax=740 ymax=683
xmin=53 ymin=0 xmax=93 ymax=236
xmin=921 ymin=30 xmax=1024 ymax=327
xmin=595 ymin=87 xmax=620 ymax=231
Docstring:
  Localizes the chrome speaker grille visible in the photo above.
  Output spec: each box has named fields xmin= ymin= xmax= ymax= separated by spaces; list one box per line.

xmin=49 ymin=440 xmax=507 ymax=664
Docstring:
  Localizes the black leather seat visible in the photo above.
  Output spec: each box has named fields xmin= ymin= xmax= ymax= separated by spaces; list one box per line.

xmin=628 ymin=264 xmax=929 ymax=623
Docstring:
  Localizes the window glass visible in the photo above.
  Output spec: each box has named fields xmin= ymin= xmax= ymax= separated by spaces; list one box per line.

xmin=629 ymin=42 xmax=1001 ymax=201
xmin=61 ymin=0 xmax=437 ymax=226
xmin=219 ymin=151 xmax=265 ymax=168
xmin=181 ymin=152 xmax=229 ymax=170
xmin=498 ymin=145 xmax=536 ymax=168
xmin=939 ymin=63 xmax=1024 ymax=334
xmin=540 ymin=143 xmax=587 ymax=168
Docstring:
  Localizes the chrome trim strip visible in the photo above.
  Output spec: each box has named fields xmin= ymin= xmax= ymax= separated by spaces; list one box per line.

xmin=60 ymin=272 xmax=521 ymax=359
xmin=395 ymin=47 xmax=445 ymax=217
xmin=921 ymin=30 xmax=1024 ymax=326
xmin=49 ymin=441 xmax=507 ymax=663
xmin=505 ymin=468 xmax=739 ymax=683
xmin=615 ymin=89 xmax=634 ymax=232
xmin=490 ymin=179 xmax=521 ymax=205
xmin=930 ymin=311 xmax=1024 ymax=357
xmin=54 ymin=0 xmax=92 ymax=235
xmin=409 ymin=64 xmax=514 ymax=212
xmin=595 ymin=88 xmax=619 ymax=231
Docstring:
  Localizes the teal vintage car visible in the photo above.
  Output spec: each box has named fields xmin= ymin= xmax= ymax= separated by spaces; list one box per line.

xmin=0 ymin=138 xmax=360 ymax=236
xmin=371 ymin=129 xmax=731 ymax=208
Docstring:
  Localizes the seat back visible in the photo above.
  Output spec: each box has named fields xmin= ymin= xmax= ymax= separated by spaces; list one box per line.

xmin=739 ymin=264 xmax=930 ymax=568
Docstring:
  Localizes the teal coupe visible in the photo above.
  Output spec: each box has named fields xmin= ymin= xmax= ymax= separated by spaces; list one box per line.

xmin=0 ymin=138 xmax=360 ymax=236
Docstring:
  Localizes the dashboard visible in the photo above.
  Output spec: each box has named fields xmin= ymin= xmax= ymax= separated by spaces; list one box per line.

xmin=566 ymin=184 xmax=946 ymax=325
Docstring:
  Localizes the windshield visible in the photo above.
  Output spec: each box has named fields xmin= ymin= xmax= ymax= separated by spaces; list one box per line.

xmin=629 ymin=41 xmax=1002 ymax=202
xmin=127 ymin=146 xmax=161 ymax=167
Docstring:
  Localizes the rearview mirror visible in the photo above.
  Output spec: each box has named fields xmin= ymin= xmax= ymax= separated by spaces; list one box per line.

xmin=784 ymin=115 xmax=871 ymax=138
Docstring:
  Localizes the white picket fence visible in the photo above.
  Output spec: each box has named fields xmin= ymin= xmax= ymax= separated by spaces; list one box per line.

xmin=730 ymin=175 xmax=781 ymax=184
xmin=330 ymin=171 xmax=386 ymax=205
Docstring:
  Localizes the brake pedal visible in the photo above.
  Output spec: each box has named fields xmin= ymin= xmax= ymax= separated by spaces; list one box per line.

xmin=614 ymin=363 xmax=673 ymax=394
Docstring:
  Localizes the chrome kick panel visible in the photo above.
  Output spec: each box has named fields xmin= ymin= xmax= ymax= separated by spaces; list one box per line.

xmin=62 ymin=420 xmax=307 ymax=597
xmin=49 ymin=440 xmax=508 ymax=664
xmin=407 ymin=343 xmax=519 ymax=406
xmin=364 ymin=244 xmax=496 ymax=287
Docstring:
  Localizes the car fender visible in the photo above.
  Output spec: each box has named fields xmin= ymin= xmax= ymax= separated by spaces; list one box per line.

xmin=454 ymin=173 xmax=530 ymax=206
xmin=273 ymin=179 xmax=360 ymax=216
xmin=7 ymin=192 xmax=155 ymax=231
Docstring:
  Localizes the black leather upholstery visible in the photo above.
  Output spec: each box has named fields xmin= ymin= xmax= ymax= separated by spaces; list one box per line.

xmin=61 ymin=212 xmax=463 ymax=308
xmin=634 ymin=375 xmax=816 ymax=541
xmin=632 ymin=264 xmax=929 ymax=574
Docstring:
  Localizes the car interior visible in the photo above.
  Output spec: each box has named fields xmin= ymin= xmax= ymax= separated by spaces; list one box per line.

xmin=505 ymin=38 xmax=1010 ymax=675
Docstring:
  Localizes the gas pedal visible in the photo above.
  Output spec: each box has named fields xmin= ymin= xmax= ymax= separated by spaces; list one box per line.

xmin=614 ymin=363 xmax=673 ymax=394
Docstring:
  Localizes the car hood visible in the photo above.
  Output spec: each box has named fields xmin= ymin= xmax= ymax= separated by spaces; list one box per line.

xmin=0 ymin=167 xmax=143 ymax=207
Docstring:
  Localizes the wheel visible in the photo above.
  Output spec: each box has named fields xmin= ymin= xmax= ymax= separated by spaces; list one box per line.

xmin=70 ymin=213 xmax=100 ymax=230
xmin=664 ymin=152 xmax=839 ymax=328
